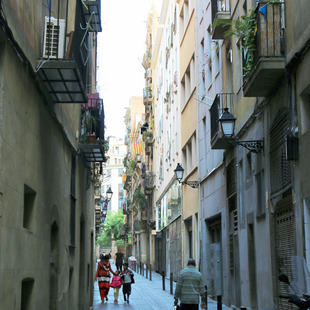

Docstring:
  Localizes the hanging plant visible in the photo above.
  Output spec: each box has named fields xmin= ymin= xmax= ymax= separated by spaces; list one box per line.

xmin=133 ymin=189 xmax=147 ymax=211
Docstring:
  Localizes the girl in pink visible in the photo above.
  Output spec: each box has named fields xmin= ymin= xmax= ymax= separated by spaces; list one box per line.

xmin=110 ymin=270 xmax=122 ymax=303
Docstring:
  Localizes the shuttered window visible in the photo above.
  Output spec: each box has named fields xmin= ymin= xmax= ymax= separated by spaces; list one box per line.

xmin=270 ymin=108 xmax=292 ymax=197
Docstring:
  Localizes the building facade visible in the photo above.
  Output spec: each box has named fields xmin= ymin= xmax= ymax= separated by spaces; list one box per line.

xmin=0 ymin=0 xmax=105 ymax=309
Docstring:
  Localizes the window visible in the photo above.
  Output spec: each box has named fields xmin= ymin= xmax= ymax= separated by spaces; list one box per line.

xmin=256 ymin=170 xmax=265 ymax=217
xmin=118 ymin=168 xmax=123 ymax=177
xmin=200 ymin=39 xmax=206 ymax=95
xmin=23 ymin=185 xmax=36 ymax=230
xmin=118 ymin=184 xmax=124 ymax=201
xmin=181 ymin=56 xmax=195 ymax=109
xmin=21 ymin=278 xmax=34 ymax=310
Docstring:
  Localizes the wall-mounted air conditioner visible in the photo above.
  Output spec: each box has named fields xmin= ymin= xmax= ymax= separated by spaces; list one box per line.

xmin=43 ymin=17 xmax=66 ymax=59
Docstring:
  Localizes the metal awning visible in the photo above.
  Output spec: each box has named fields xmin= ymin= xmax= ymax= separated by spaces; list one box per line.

xmin=37 ymin=59 xmax=87 ymax=103
xmin=79 ymin=144 xmax=106 ymax=162
xmin=82 ymin=0 xmax=102 ymax=32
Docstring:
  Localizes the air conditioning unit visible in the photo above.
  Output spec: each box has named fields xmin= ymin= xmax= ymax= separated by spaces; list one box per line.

xmin=43 ymin=17 xmax=66 ymax=59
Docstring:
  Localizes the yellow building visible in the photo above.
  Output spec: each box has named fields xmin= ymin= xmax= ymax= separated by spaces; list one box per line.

xmin=178 ymin=0 xmax=199 ymax=267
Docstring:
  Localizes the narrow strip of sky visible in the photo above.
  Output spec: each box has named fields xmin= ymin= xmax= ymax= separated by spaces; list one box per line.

xmin=97 ymin=0 xmax=153 ymax=138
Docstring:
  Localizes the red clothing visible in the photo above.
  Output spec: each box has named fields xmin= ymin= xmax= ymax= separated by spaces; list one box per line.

xmin=110 ymin=275 xmax=122 ymax=288
xmin=95 ymin=261 xmax=115 ymax=301
xmin=95 ymin=261 xmax=115 ymax=278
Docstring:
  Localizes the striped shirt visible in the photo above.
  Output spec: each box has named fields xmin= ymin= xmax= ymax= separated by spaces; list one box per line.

xmin=174 ymin=266 xmax=205 ymax=304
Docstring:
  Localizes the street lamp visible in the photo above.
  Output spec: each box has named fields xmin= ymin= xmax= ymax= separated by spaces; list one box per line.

xmin=174 ymin=163 xmax=199 ymax=189
xmin=218 ymin=108 xmax=264 ymax=153
xmin=106 ymin=187 xmax=113 ymax=202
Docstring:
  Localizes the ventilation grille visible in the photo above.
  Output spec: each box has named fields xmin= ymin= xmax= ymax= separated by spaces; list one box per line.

xmin=43 ymin=17 xmax=65 ymax=59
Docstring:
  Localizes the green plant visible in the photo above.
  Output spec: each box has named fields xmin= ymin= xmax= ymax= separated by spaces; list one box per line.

xmin=218 ymin=8 xmax=257 ymax=82
xmin=129 ymin=160 xmax=136 ymax=173
xmin=85 ymin=112 xmax=98 ymax=134
xmin=143 ymin=130 xmax=153 ymax=138
xmin=97 ymin=209 xmax=124 ymax=247
xmin=133 ymin=189 xmax=147 ymax=211
xmin=103 ymin=140 xmax=109 ymax=152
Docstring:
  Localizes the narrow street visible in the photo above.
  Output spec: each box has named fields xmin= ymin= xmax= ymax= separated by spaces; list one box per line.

xmin=92 ymin=263 xmax=232 ymax=310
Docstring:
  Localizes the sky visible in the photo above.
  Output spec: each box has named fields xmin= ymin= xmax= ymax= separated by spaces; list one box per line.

xmin=97 ymin=0 xmax=153 ymax=139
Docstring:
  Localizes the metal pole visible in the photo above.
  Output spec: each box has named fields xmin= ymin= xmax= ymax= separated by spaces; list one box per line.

xmin=204 ymin=285 xmax=208 ymax=310
xmin=170 ymin=272 xmax=173 ymax=295
xmin=162 ymin=271 xmax=165 ymax=290
xmin=149 ymin=264 xmax=152 ymax=281
xmin=142 ymin=263 xmax=144 ymax=277
xmin=217 ymin=295 xmax=222 ymax=310
xmin=146 ymin=264 xmax=148 ymax=279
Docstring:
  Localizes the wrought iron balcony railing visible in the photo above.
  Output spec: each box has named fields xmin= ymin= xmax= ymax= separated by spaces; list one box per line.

xmin=242 ymin=2 xmax=285 ymax=97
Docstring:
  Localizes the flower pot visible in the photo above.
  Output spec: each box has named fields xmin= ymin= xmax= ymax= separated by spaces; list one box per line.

xmin=86 ymin=134 xmax=95 ymax=144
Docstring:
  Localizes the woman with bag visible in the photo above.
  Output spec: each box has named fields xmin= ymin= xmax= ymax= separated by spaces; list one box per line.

xmin=95 ymin=254 xmax=115 ymax=303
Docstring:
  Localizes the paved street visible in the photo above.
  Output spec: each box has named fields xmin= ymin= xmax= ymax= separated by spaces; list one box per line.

xmin=91 ymin=262 xmax=231 ymax=310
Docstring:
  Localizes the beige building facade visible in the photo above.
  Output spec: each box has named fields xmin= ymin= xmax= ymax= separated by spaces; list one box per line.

xmin=0 ymin=0 xmax=105 ymax=309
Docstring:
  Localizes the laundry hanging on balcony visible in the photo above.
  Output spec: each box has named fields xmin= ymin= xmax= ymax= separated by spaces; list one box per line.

xmin=133 ymin=141 xmax=143 ymax=155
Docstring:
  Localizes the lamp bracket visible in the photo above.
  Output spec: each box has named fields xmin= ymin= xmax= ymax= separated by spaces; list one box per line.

xmin=233 ymin=139 xmax=264 ymax=153
xmin=182 ymin=180 xmax=200 ymax=189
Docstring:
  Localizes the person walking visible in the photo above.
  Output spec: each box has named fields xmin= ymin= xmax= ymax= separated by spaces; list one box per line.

xmin=95 ymin=254 xmax=115 ymax=303
xmin=120 ymin=262 xmax=134 ymax=304
xmin=110 ymin=270 xmax=122 ymax=303
xmin=174 ymin=258 xmax=207 ymax=310
xmin=114 ymin=250 xmax=124 ymax=271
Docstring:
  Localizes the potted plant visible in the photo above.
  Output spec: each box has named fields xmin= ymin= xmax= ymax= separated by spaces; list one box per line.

xmin=143 ymin=130 xmax=153 ymax=142
xmin=84 ymin=112 xmax=98 ymax=144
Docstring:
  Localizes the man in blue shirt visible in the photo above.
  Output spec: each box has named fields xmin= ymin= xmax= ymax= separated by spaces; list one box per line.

xmin=174 ymin=258 xmax=207 ymax=309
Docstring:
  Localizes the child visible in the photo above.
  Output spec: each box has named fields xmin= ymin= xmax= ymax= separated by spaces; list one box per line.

xmin=109 ymin=270 xmax=122 ymax=303
xmin=120 ymin=263 xmax=134 ymax=304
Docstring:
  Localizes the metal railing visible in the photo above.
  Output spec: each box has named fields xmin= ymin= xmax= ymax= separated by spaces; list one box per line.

xmin=211 ymin=0 xmax=231 ymax=24
xmin=242 ymin=2 xmax=285 ymax=81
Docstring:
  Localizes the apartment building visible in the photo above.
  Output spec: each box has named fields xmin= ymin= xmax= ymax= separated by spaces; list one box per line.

xmin=178 ymin=0 xmax=200 ymax=268
xmin=123 ymin=96 xmax=148 ymax=263
xmin=204 ymin=0 xmax=310 ymax=309
xmin=0 ymin=0 xmax=105 ymax=309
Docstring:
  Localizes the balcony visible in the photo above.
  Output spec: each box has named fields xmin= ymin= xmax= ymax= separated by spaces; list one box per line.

xmin=79 ymin=93 xmax=107 ymax=162
xmin=143 ymin=50 xmax=152 ymax=68
xmin=211 ymin=0 xmax=231 ymax=40
xmin=82 ymin=0 xmax=102 ymax=32
xmin=210 ymin=93 xmax=235 ymax=150
xmin=36 ymin=2 xmax=92 ymax=104
xmin=142 ymin=130 xmax=153 ymax=144
xmin=243 ymin=2 xmax=285 ymax=97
